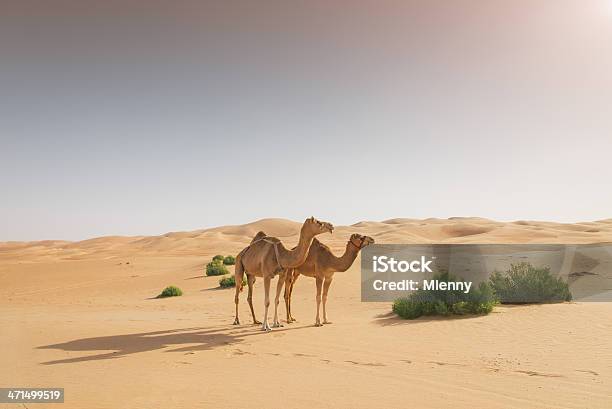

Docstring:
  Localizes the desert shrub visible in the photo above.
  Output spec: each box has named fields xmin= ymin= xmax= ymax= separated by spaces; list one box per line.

xmin=489 ymin=262 xmax=572 ymax=303
xmin=219 ymin=276 xmax=235 ymax=288
xmin=223 ymin=255 xmax=236 ymax=265
xmin=212 ymin=255 xmax=225 ymax=262
xmin=158 ymin=285 xmax=183 ymax=298
xmin=206 ymin=260 xmax=229 ymax=276
xmin=393 ymin=271 xmax=497 ymax=320
xmin=219 ymin=275 xmax=246 ymax=288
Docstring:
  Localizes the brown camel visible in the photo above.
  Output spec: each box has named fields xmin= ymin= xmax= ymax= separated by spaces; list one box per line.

xmin=233 ymin=217 xmax=333 ymax=331
xmin=284 ymin=233 xmax=374 ymax=326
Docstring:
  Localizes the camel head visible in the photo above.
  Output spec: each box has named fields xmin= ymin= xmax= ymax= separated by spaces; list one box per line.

xmin=348 ymin=233 xmax=375 ymax=250
xmin=303 ymin=216 xmax=334 ymax=236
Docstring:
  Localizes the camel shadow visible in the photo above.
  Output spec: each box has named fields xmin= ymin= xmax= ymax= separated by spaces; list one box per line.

xmin=374 ymin=303 xmax=550 ymax=326
xmin=37 ymin=324 xmax=310 ymax=365
xmin=184 ymin=275 xmax=206 ymax=280
xmin=372 ymin=311 xmax=495 ymax=327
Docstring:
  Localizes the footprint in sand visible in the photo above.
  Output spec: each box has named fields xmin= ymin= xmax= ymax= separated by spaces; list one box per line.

xmin=345 ymin=360 xmax=385 ymax=367
xmin=575 ymin=369 xmax=599 ymax=376
xmin=233 ymin=349 xmax=254 ymax=356
xmin=428 ymin=361 xmax=466 ymax=367
xmin=515 ymin=370 xmax=563 ymax=378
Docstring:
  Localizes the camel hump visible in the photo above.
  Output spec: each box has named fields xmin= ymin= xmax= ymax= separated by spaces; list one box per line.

xmin=309 ymin=239 xmax=331 ymax=254
xmin=292 ymin=237 xmax=322 ymax=251
xmin=251 ymin=231 xmax=267 ymax=243
xmin=311 ymin=237 xmax=330 ymax=252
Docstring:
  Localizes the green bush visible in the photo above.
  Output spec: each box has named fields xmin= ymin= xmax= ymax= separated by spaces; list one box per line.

xmin=212 ymin=255 xmax=225 ymax=262
xmin=219 ymin=275 xmax=246 ymax=288
xmin=393 ymin=271 xmax=497 ymax=320
xmin=206 ymin=260 xmax=229 ymax=276
xmin=223 ymin=255 xmax=236 ymax=265
xmin=158 ymin=285 xmax=183 ymax=298
xmin=489 ymin=262 xmax=572 ymax=303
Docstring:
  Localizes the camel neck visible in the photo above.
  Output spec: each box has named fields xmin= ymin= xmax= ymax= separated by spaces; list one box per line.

xmin=278 ymin=229 xmax=315 ymax=268
xmin=331 ymin=242 xmax=361 ymax=272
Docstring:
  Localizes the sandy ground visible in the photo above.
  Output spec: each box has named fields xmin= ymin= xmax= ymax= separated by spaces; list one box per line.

xmin=1 ymin=218 xmax=611 ymax=408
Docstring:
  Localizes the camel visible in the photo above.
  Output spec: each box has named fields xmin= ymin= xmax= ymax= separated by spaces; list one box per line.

xmin=283 ymin=233 xmax=375 ymax=326
xmin=233 ymin=217 xmax=334 ymax=331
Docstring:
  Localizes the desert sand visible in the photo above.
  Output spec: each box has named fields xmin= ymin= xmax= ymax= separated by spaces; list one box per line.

xmin=1 ymin=217 xmax=611 ymax=408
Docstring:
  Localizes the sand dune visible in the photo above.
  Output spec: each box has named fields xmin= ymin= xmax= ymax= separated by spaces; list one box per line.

xmin=1 ymin=218 xmax=611 ymax=408
xmin=3 ymin=217 xmax=612 ymax=262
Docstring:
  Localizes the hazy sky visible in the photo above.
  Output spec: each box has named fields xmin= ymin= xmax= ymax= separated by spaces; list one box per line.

xmin=1 ymin=0 xmax=612 ymax=241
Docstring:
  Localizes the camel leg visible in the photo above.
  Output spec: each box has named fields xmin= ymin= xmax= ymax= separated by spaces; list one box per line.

xmin=246 ymin=275 xmax=261 ymax=325
xmin=314 ymin=276 xmax=323 ymax=327
xmin=284 ymin=270 xmax=298 ymax=323
xmin=284 ymin=270 xmax=292 ymax=323
xmin=322 ymin=277 xmax=333 ymax=324
xmin=261 ymin=276 xmax=272 ymax=331
xmin=233 ymin=268 xmax=245 ymax=325
xmin=272 ymin=272 xmax=285 ymax=328
xmin=288 ymin=273 xmax=299 ymax=322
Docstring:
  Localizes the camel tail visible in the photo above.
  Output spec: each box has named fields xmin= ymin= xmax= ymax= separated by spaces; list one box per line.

xmin=234 ymin=248 xmax=248 ymax=292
